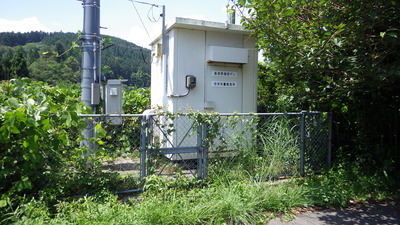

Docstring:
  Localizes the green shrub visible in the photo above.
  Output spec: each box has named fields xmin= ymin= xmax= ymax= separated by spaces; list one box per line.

xmin=122 ymin=88 xmax=150 ymax=114
xmin=0 ymin=79 xmax=89 ymax=210
xmin=301 ymin=163 xmax=400 ymax=208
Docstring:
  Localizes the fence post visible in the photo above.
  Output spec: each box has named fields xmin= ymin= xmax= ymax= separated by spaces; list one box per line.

xmin=327 ymin=112 xmax=333 ymax=167
xmin=140 ymin=115 xmax=150 ymax=180
xmin=197 ymin=125 xmax=203 ymax=179
xmin=300 ymin=111 xmax=307 ymax=176
xmin=197 ymin=124 xmax=208 ymax=179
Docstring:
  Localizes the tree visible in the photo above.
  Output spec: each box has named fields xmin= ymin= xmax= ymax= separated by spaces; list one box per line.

xmin=0 ymin=32 xmax=151 ymax=86
xmin=10 ymin=48 xmax=27 ymax=78
xmin=28 ymin=58 xmax=79 ymax=85
xmin=130 ymin=69 xmax=150 ymax=88
xmin=10 ymin=47 xmax=29 ymax=78
xmin=25 ymin=44 xmax=40 ymax=65
xmin=64 ymin=56 xmax=80 ymax=72
xmin=0 ymin=54 xmax=12 ymax=80
xmin=55 ymin=40 xmax=66 ymax=62
xmin=233 ymin=0 xmax=400 ymax=170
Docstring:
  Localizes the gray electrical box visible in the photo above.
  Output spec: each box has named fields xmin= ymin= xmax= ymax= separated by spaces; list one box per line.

xmin=105 ymin=79 xmax=127 ymax=124
xmin=91 ymin=83 xmax=101 ymax=105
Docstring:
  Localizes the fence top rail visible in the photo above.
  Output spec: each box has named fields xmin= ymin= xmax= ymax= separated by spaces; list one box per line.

xmin=78 ymin=111 xmax=329 ymax=118
xmin=78 ymin=114 xmax=144 ymax=118
xmin=79 ymin=111 xmax=328 ymax=117
xmin=217 ymin=111 xmax=328 ymax=116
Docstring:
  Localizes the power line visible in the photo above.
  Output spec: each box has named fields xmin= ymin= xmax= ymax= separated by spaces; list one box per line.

xmin=129 ymin=0 xmax=151 ymax=39
xmin=102 ymin=43 xmax=150 ymax=66
xmin=130 ymin=0 xmax=159 ymax=7
xmin=148 ymin=5 xmax=161 ymax=22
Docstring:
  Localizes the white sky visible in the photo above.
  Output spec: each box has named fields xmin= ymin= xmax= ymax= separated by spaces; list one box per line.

xmin=0 ymin=0 xmax=234 ymax=48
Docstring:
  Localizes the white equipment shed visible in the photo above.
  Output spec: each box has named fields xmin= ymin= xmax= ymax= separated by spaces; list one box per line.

xmin=150 ymin=17 xmax=258 ymax=113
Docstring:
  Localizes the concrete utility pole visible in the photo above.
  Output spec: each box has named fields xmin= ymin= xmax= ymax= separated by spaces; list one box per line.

xmin=80 ymin=0 xmax=101 ymax=158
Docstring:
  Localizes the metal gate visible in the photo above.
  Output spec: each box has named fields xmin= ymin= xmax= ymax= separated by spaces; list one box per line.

xmin=140 ymin=113 xmax=208 ymax=179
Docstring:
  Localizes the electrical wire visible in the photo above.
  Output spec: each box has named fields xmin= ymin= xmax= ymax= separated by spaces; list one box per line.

xmin=129 ymin=0 xmax=162 ymax=22
xmin=148 ymin=5 xmax=161 ymax=22
xmin=129 ymin=0 xmax=151 ymax=40
xmin=129 ymin=0 xmax=159 ymax=7
xmin=102 ymin=42 xmax=150 ymax=65
xmin=126 ymin=0 xmax=164 ymax=65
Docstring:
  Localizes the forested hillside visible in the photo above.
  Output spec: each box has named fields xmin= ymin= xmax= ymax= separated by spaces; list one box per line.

xmin=0 ymin=31 xmax=151 ymax=86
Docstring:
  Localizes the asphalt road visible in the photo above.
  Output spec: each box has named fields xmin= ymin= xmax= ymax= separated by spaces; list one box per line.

xmin=268 ymin=200 xmax=399 ymax=225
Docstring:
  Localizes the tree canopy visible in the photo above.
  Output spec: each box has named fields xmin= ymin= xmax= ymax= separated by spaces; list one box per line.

xmin=233 ymin=0 xmax=400 ymax=170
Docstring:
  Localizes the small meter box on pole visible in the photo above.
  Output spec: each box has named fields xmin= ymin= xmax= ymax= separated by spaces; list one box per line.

xmin=105 ymin=79 xmax=127 ymax=124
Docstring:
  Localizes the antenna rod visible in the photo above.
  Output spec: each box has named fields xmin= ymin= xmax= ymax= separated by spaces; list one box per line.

xmin=160 ymin=5 xmax=169 ymax=94
xmin=161 ymin=5 xmax=167 ymax=54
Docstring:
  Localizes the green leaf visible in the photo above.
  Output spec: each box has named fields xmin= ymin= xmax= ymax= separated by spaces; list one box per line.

xmin=0 ymin=126 xmax=10 ymax=141
xmin=95 ymin=123 xmax=107 ymax=138
xmin=7 ymin=98 xmax=20 ymax=108
xmin=15 ymin=176 xmax=32 ymax=192
xmin=0 ymin=199 xmax=7 ymax=208
xmin=23 ymin=140 xmax=29 ymax=148
xmin=61 ymin=112 xmax=72 ymax=126
xmin=10 ymin=125 xmax=20 ymax=134
xmin=14 ymin=110 xmax=27 ymax=123
xmin=283 ymin=7 xmax=294 ymax=17
xmin=42 ymin=119 xmax=51 ymax=131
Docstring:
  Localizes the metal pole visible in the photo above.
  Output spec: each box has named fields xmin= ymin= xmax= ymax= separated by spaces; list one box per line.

xmin=146 ymin=116 xmax=153 ymax=176
xmin=197 ymin=124 xmax=208 ymax=179
xmin=197 ymin=125 xmax=204 ymax=179
xmin=161 ymin=5 xmax=169 ymax=95
xmin=161 ymin=5 xmax=167 ymax=55
xmin=300 ymin=111 xmax=306 ymax=176
xmin=327 ymin=112 xmax=333 ymax=167
xmin=80 ymin=0 xmax=101 ymax=159
xmin=203 ymin=124 xmax=208 ymax=179
xmin=140 ymin=115 xmax=147 ymax=180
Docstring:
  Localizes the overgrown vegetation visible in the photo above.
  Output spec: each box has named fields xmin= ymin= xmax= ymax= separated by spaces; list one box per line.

xmin=0 ymin=79 xmax=398 ymax=224
xmin=233 ymin=0 xmax=400 ymax=176
xmin=3 ymin=164 xmax=398 ymax=224
xmin=0 ymin=79 xmax=145 ymax=222
xmin=0 ymin=78 xmax=87 ymax=204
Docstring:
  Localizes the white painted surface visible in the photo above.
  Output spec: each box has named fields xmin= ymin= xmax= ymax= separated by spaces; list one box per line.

xmin=150 ymin=17 xmax=258 ymax=114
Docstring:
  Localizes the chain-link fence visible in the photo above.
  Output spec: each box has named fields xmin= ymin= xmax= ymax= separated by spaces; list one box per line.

xmin=79 ymin=112 xmax=331 ymax=184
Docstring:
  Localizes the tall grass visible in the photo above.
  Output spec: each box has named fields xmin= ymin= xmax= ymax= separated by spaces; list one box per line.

xmin=208 ymin=115 xmax=300 ymax=180
xmin=5 ymin=164 xmax=398 ymax=225
xmin=6 ymin=177 xmax=311 ymax=225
